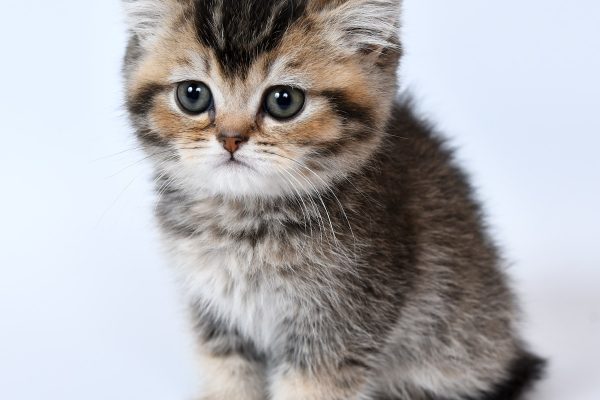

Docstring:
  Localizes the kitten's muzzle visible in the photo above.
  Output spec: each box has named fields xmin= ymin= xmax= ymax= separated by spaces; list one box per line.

xmin=218 ymin=131 xmax=249 ymax=155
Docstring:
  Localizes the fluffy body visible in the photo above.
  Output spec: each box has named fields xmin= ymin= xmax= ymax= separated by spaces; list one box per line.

xmin=122 ymin=1 xmax=544 ymax=399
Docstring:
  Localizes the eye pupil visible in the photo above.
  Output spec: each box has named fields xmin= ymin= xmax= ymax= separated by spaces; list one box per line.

xmin=187 ymin=85 xmax=200 ymax=100
xmin=275 ymin=91 xmax=292 ymax=109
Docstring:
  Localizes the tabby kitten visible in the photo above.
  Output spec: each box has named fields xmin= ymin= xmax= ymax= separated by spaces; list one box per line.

xmin=123 ymin=1 xmax=545 ymax=399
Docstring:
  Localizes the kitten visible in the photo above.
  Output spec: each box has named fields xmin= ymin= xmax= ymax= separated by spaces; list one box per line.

xmin=122 ymin=1 xmax=545 ymax=399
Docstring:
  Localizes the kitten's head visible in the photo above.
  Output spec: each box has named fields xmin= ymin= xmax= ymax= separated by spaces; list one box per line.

xmin=123 ymin=0 xmax=401 ymax=198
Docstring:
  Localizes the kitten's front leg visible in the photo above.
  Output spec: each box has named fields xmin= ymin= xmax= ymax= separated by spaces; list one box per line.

xmin=269 ymin=364 xmax=366 ymax=400
xmin=196 ymin=350 xmax=265 ymax=400
xmin=192 ymin=309 xmax=266 ymax=400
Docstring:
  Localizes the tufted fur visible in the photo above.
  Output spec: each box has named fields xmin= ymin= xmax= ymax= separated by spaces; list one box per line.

xmin=122 ymin=1 xmax=545 ymax=399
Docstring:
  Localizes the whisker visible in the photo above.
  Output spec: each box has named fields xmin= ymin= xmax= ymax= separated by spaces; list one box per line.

xmin=276 ymin=167 xmax=315 ymax=240
xmin=263 ymin=150 xmax=360 ymax=255
xmin=95 ymin=172 xmax=142 ymax=228
xmin=107 ymin=148 xmax=178 ymax=178
xmin=286 ymin=165 xmax=330 ymax=244
xmin=286 ymin=162 xmax=339 ymax=246
xmin=90 ymin=146 xmax=145 ymax=163
xmin=274 ymin=169 xmax=312 ymax=237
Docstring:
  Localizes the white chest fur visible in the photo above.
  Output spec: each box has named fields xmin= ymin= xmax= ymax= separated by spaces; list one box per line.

xmin=165 ymin=233 xmax=302 ymax=352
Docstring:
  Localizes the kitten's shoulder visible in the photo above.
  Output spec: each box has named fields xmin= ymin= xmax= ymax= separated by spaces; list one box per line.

xmin=375 ymin=98 xmax=489 ymax=240
xmin=386 ymin=99 xmax=456 ymax=168
xmin=379 ymin=98 xmax=471 ymax=192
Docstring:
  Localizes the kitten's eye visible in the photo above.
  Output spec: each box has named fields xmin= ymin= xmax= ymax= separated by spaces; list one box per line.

xmin=176 ymin=81 xmax=212 ymax=114
xmin=264 ymin=86 xmax=305 ymax=120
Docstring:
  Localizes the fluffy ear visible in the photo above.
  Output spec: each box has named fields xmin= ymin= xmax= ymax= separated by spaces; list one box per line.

xmin=123 ymin=0 xmax=173 ymax=45
xmin=317 ymin=0 xmax=401 ymax=52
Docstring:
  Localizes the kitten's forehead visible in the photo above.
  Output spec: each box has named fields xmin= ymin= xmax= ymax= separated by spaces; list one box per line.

xmin=192 ymin=0 xmax=308 ymax=77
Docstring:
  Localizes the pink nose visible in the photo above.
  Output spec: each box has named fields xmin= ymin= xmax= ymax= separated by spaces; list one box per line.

xmin=218 ymin=133 xmax=248 ymax=154
xmin=223 ymin=137 xmax=243 ymax=153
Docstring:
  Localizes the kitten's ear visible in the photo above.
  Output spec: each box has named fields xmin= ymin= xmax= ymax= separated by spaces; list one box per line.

xmin=123 ymin=0 xmax=173 ymax=46
xmin=316 ymin=0 xmax=401 ymax=53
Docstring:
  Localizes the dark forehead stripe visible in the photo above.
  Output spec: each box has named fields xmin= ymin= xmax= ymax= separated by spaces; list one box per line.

xmin=193 ymin=0 xmax=307 ymax=77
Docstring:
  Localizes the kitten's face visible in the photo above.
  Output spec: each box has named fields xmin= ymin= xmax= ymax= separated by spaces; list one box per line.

xmin=124 ymin=0 xmax=400 ymax=198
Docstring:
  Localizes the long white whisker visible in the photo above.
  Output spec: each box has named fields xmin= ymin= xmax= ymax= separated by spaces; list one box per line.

xmin=268 ymin=151 xmax=356 ymax=252
xmin=285 ymin=162 xmax=339 ymax=246
xmin=285 ymin=164 xmax=330 ymax=245
xmin=275 ymin=167 xmax=314 ymax=238
xmin=291 ymin=160 xmax=358 ymax=257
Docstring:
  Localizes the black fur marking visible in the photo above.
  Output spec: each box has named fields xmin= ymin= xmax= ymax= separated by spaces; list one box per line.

xmin=427 ymin=352 xmax=546 ymax=400
xmin=212 ymin=222 xmax=270 ymax=247
xmin=303 ymin=89 xmax=378 ymax=157
xmin=472 ymin=353 xmax=546 ymax=400
xmin=320 ymin=89 xmax=375 ymax=129
xmin=338 ymin=356 xmax=371 ymax=371
xmin=127 ymin=83 xmax=168 ymax=116
xmin=137 ymin=128 xmax=172 ymax=148
xmin=193 ymin=304 xmax=266 ymax=364
xmin=193 ymin=0 xmax=307 ymax=77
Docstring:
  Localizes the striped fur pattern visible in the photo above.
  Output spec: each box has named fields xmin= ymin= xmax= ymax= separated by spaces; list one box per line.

xmin=122 ymin=1 xmax=545 ymax=399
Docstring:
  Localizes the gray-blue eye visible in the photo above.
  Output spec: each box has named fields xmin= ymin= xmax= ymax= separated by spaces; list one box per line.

xmin=176 ymin=81 xmax=212 ymax=114
xmin=264 ymin=86 xmax=305 ymax=120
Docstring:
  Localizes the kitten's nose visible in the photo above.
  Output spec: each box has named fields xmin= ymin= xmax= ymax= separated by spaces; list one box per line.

xmin=218 ymin=132 xmax=248 ymax=155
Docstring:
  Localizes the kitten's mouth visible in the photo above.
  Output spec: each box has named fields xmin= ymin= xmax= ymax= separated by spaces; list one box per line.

xmin=219 ymin=157 xmax=255 ymax=171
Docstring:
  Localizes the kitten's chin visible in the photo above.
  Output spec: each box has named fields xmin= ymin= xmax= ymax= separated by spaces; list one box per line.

xmin=173 ymin=150 xmax=337 ymax=200
xmin=186 ymin=160 xmax=295 ymax=199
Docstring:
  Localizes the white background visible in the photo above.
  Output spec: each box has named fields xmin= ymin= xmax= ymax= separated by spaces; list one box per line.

xmin=0 ymin=1 xmax=599 ymax=399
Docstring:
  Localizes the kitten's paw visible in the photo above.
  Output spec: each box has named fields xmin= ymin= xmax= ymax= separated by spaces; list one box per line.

xmin=196 ymin=352 xmax=266 ymax=400
xmin=270 ymin=367 xmax=364 ymax=400
xmin=196 ymin=388 xmax=263 ymax=400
